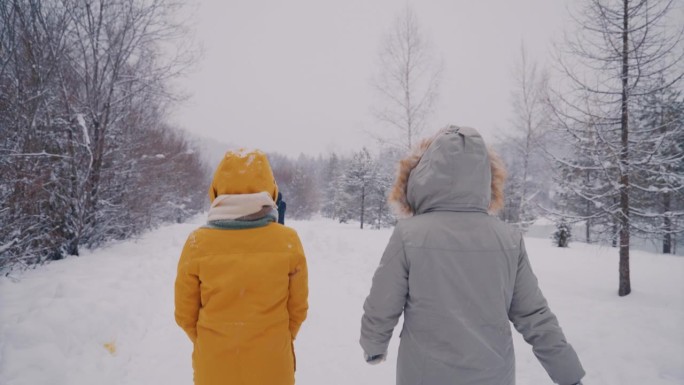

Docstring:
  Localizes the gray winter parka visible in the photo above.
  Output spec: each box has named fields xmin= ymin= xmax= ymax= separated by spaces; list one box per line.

xmin=360 ymin=127 xmax=585 ymax=385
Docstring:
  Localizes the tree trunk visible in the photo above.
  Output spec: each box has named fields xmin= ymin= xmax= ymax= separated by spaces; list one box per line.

xmin=377 ymin=201 xmax=384 ymax=229
xmin=663 ymin=190 xmax=672 ymax=254
xmin=585 ymin=170 xmax=591 ymax=243
xmin=585 ymin=218 xmax=591 ymax=244
xmin=66 ymin=237 xmax=79 ymax=256
xmin=360 ymin=185 xmax=365 ymax=229
xmin=612 ymin=214 xmax=618 ymax=248
xmin=519 ymin=125 xmax=532 ymax=226
xmin=519 ymin=165 xmax=528 ymax=225
xmin=618 ymin=0 xmax=631 ymax=297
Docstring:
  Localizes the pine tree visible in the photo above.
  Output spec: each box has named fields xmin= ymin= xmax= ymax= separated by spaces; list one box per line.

xmin=367 ymin=149 xmax=398 ymax=228
xmin=551 ymin=0 xmax=682 ymax=295
xmin=288 ymin=155 xmax=320 ymax=220
xmin=320 ymin=153 xmax=344 ymax=219
xmin=342 ymin=148 xmax=376 ymax=229
xmin=553 ymin=218 xmax=572 ymax=248
xmin=634 ymin=81 xmax=684 ymax=254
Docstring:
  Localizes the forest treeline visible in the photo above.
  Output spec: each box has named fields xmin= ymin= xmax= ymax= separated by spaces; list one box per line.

xmin=1 ymin=0 xmax=682 ymax=292
xmin=0 ymin=0 xmax=208 ymax=271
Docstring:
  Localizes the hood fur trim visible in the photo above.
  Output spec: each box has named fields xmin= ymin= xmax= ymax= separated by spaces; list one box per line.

xmin=388 ymin=129 xmax=507 ymax=217
xmin=488 ymin=148 xmax=507 ymax=215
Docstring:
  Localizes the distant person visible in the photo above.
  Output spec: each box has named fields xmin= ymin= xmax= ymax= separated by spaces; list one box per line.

xmin=360 ymin=126 xmax=585 ymax=385
xmin=175 ymin=149 xmax=308 ymax=385
xmin=276 ymin=192 xmax=287 ymax=225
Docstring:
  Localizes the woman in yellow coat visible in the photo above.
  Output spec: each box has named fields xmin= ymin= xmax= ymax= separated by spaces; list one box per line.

xmin=174 ymin=149 xmax=309 ymax=385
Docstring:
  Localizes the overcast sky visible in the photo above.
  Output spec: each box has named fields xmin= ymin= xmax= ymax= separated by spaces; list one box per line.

xmin=173 ymin=0 xmax=571 ymax=157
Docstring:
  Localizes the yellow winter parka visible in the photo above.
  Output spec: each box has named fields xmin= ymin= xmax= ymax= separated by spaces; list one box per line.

xmin=174 ymin=150 xmax=308 ymax=385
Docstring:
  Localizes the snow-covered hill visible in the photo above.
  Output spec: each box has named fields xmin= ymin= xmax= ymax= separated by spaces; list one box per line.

xmin=1 ymin=217 xmax=682 ymax=385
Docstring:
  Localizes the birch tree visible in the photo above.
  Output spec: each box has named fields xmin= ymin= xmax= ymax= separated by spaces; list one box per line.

xmin=503 ymin=45 xmax=552 ymax=228
xmin=372 ymin=6 xmax=441 ymax=151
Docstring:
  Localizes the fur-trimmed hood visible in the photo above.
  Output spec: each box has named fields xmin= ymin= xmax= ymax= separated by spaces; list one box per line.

xmin=389 ymin=125 xmax=506 ymax=217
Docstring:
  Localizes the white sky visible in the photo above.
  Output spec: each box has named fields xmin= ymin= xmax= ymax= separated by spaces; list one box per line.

xmin=173 ymin=0 xmax=570 ymax=157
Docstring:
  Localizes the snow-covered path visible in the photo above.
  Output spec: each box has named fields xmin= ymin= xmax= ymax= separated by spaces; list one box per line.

xmin=1 ymin=217 xmax=683 ymax=385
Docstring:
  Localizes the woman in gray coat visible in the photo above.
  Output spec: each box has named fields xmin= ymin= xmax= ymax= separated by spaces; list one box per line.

xmin=360 ymin=126 xmax=585 ymax=385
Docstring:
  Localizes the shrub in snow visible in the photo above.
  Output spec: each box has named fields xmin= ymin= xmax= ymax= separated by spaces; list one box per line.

xmin=553 ymin=219 xmax=572 ymax=248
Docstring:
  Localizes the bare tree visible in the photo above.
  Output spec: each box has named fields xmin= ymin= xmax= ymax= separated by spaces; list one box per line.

xmin=0 ymin=0 xmax=205 ymax=272
xmin=502 ymin=45 xmax=552 ymax=228
xmin=551 ymin=0 xmax=683 ymax=296
xmin=372 ymin=6 xmax=441 ymax=151
xmin=57 ymin=0 xmax=195 ymax=253
xmin=0 ymin=0 xmax=75 ymax=266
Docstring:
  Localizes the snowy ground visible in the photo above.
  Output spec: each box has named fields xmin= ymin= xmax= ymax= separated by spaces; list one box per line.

xmin=1 ymin=216 xmax=683 ymax=385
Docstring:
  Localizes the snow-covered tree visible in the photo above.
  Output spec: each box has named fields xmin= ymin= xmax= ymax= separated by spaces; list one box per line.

xmin=320 ymin=153 xmax=345 ymax=219
xmin=544 ymin=115 xmax=624 ymax=246
xmin=0 ymin=0 xmax=205 ymax=271
xmin=551 ymin=0 xmax=683 ymax=296
xmin=553 ymin=218 xmax=572 ymax=248
xmin=633 ymin=82 xmax=684 ymax=254
xmin=366 ymin=149 xmax=398 ymax=229
xmin=372 ymin=6 xmax=441 ymax=151
xmin=288 ymin=155 xmax=321 ymax=220
xmin=269 ymin=153 xmax=322 ymax=220
xmin=501 ymin=46 xmax=552 ymax=229
xmin=340 ymin=148 xmax=376 ymax=229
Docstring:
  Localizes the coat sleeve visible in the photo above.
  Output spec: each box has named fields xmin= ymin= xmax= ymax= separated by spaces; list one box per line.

xmin=360 ymin=226 xmax=408 ymax=356
xmin=288 ymin=232 xmax=309 ymax=339
xmin=174 ymin=233 xmax=201 ymax=344
xmin=508 ymin=237 xmax=585 ymax=385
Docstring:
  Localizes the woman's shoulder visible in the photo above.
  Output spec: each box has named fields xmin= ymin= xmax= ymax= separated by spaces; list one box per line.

xmin=265 ymin=222 xmax=301 ymax=238
xmin=397 ymin=212 xmax=523 ymax=244
xmin=186 ymin=223 xmax=305 ymax=256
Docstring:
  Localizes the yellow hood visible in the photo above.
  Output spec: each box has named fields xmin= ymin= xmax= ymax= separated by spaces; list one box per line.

xmin=208 ymin=149 xmax=278 ymax=203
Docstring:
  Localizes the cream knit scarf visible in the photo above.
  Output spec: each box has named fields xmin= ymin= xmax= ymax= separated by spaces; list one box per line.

xmin=207 ymin=192 xmax=277 ymax=222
